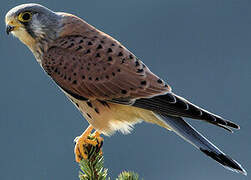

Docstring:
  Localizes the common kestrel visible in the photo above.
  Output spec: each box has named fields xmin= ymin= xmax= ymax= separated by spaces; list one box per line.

xmin=5 ymin=3 xmax=246 ymax=175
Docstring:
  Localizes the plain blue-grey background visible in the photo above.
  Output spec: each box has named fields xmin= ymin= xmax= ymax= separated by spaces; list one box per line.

xmin=0 ymin=0 xmax=250 ymax=179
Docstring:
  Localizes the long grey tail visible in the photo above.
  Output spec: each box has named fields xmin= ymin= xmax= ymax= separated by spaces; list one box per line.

xmin=160 ymin=115 xmax=247 ymax=175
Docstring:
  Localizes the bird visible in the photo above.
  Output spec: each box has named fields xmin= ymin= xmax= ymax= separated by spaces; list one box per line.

xmin=5 ymin=3 xmax=246 ymax=175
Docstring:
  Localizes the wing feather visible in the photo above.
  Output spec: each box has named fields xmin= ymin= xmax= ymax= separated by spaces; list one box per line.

xmin=41 ymin=32 xmax=239 ymax=131
xmin=42 ymin=35 xmax=170 ymax=101
xmin=133 ymin=93 xmax=240 ymax=130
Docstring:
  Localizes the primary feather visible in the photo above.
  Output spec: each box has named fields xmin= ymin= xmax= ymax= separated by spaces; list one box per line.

xmin=159 ymin=115 xmax=246 ymax=175
xmin=133 ymin=92 xmax=239 ymax=131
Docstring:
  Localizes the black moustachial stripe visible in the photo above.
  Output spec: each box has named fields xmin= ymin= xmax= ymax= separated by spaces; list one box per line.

xmin=21 ymin=21 xmax=37 ymax=38
xmin=26 ymin=26 xmax=36 ymax=38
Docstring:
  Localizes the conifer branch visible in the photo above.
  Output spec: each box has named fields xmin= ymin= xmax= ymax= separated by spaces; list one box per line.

xmin=78 ymin=133 xmax=141 ymax=180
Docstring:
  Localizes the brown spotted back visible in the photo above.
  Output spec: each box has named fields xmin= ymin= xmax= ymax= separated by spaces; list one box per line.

xmin=42 ymin=15 xmax=170 ymax=101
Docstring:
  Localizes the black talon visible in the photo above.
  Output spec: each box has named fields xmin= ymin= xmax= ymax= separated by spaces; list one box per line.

xmin=78 ymin=155 xmax=82 ymax=160
xmin=99 ymin=140 xmax=103 ymax=148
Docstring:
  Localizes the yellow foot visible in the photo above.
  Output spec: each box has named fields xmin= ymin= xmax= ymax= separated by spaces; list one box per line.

xmin=93 ymin=131 xmax=104 ymax=155
xmin=74 ymin=125 xmax=103 ymax=162
xmin=93 ymin=131 xmax=104 ymax=146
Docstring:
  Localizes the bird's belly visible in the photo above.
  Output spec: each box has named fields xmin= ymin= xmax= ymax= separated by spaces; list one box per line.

xmin=65 ymin=93 xmax=170 ymax=136
xmin=66 ymin=94 xmax=141 ymax=135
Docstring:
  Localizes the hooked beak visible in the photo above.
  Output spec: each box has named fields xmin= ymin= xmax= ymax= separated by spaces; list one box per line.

xmin=6 ymin=25 xmax=14 ymax=35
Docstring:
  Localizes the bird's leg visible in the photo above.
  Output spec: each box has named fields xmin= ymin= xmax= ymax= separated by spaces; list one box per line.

xmin=93 ymin=131 xmax=104 ymax=145
xmin=74 ymin=125 xmax=103 ymax=162
xmin=74 ymin=125 xmax=95 ymax=162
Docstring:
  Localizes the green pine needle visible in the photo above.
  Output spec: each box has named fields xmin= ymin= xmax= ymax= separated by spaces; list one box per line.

xmin=116 ymin=171 xmax=140 ymax=180
xmin=78 ymin=133 xmax=141 ymax=180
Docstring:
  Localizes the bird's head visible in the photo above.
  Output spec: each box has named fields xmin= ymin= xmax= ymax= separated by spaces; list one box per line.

xmin=5 ymin=3 xmax=62 ymax=48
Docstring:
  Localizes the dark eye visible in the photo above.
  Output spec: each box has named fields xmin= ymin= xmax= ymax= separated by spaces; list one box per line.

xmin=22 ymin=13 xmax=31 ymax=21
xmin=18 ymin=12 xmax=32 ymax=22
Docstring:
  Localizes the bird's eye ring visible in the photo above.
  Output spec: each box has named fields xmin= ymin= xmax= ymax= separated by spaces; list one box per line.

xmin=18 ymin=12 xmax=32 ymax=22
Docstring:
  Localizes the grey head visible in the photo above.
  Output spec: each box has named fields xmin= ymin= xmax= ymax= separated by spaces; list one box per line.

xmin=5 ymin=3 xmax=62 ymax=43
